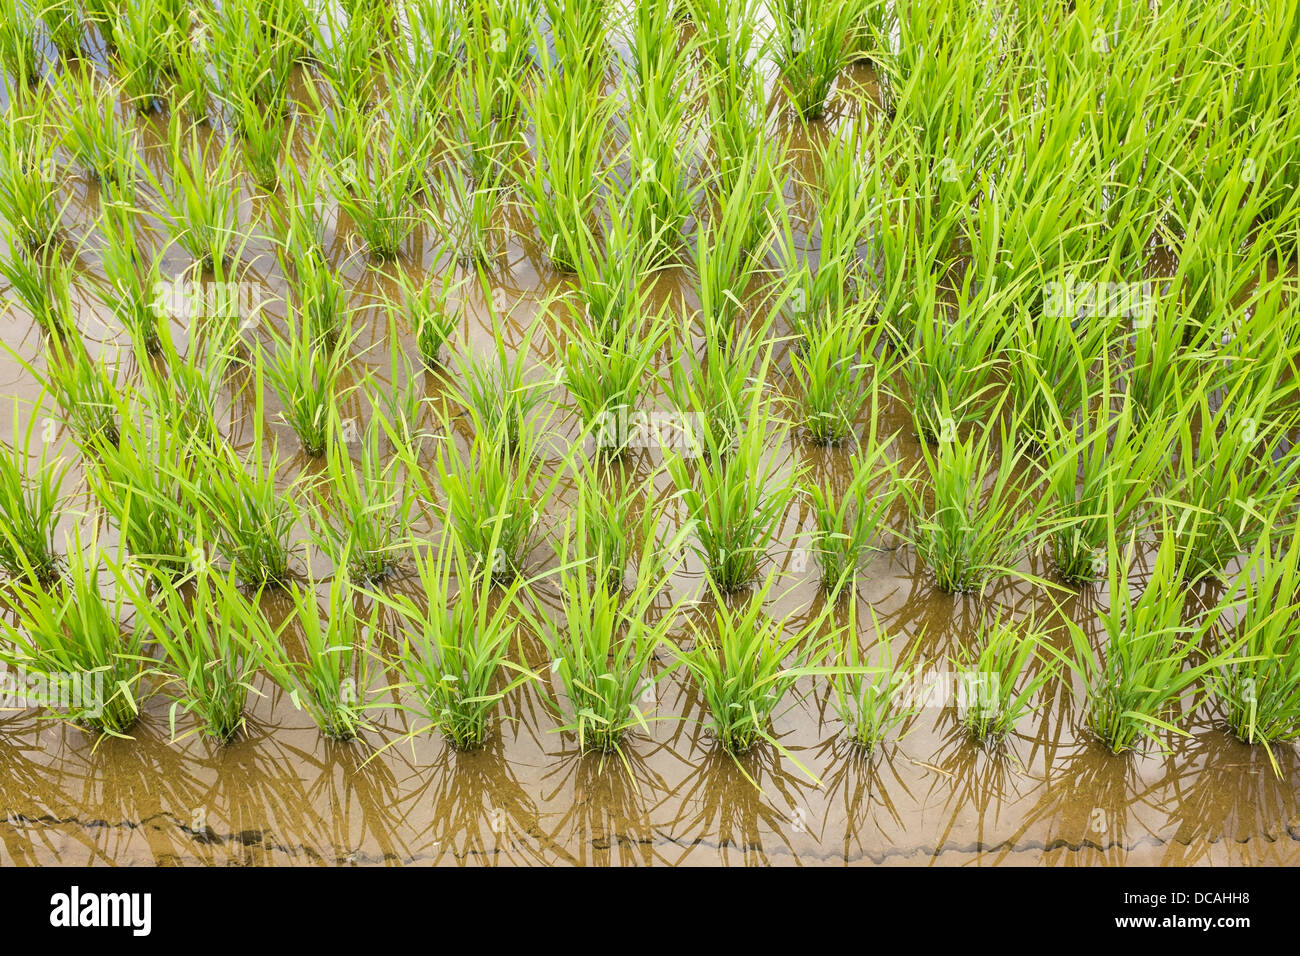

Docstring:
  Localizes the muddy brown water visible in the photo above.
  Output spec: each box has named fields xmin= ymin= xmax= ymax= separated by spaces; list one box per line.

xmin=2 ymin=48 xmax=1298 ymax=865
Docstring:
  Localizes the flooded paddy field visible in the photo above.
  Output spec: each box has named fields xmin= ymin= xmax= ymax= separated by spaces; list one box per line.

xmin=1 ymin=0 xmax=1298 ymax=867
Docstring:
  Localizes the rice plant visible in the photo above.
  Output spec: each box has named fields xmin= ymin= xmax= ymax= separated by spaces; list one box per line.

xmin=311 ymin=418 xmax=417 ymax=583
xmin=0 ymin=399 xmax=68 ymax=583
xmin=671 ymin=575 xmax=843 ymax=780
xmin=904 ymin=417 xmax=1049 ymax=595
xmin=688 ymin=0 xmax=761 ymax=86
xmin=830 ymin=604 xmax=919 ymax=752
xmin=1042 ymin=385 xmax=1167 ymax=586
xmin=525 ymin=516 xmax=684 ymax=764
xmin=95 ymin=200 xmax=164 ymax=352
xmin=187 ymin=409 xmax=299 ymax=587
xmin=53 ymin=71 xmax=137 ymax=195
xmin=0 ymin=102 xmax=64 ymax=251
xmin=669 ymin=321 xmax=770 ymax=456
xmin=788 ymin=308 xmax=882 ymax=445
xmin=38 ymin=337 xmax=122 ymax=450
xmin=119 ymin=562 xmax=278 ymax=742
xmin=1207 ymin=523 xmax=1300 ymax=774
xmin=619 ymin=0 xmax=702 ymax=262
xmin=153 ymin=116 xmax=243 ymax=271
xmin=263 ymin=572 xmax=377 ymax=741
xmin=804 ymin=398 xmax=904 ymax=594
xmin=560 ymin=304 xmax=669 ymax=457
xmin=434 ymin=413 xmax=573 ymax=582
xmin=381 ymin=525 xmax=534 ymax=751
xmin=137 ymin=316 xmax=238 ymax=449
xmin=39 ymin=0 xmax=83 ymax=59
xmin=521 ymin=50 xmax=615 ymax=272
xmin=0 ymin=241 xmax=74 ymax=336
xmin=567 ymin=460 xmax=682 ymax=593
xmin=325 ymin=126 xmax=427 ymax=261
xmin=387 ymin=262 xmax=458 ymax=368
xmin=770 ymin=0 xmax=868 ymax=119
xmin=260 ymin=320 xmax=356 ymax=457
xmin=112 ymin=0 xmax=171 ymax=110
xmin=0 ymin=0 xmax=41 ymax=87
xmin=447 ymin=311 xmax=550 ymax=454
xmin=666 ymin=394 xmax=800 ymax=593
xmin=1064 ymin=531 xmax=1224 ymax=755
xmin=284 ymin=245 xmax=348 ymax=347
xmin=952 ymin=612 xmax=1058 ymax=744
xmin=273 ymin=152 xmax=330 ymax=266
xmin=86 ymin=408 xmax=199 ymax=577
xmin=227 ymin=84 xmax=287 ymax=191
xmin=0 ymin=535 xmax=146 ymax=737
xmin=1157 ymin=360 xmax=1300 ymax=581
xmin=900 ymin=287 xmax=1007 ymax=445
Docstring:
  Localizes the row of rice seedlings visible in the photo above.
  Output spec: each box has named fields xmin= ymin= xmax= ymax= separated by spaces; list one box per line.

xmin=0 ymin=399 xmax=68 ymax=583
xmin=0 ymin=533 xmax=145 ymax=736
